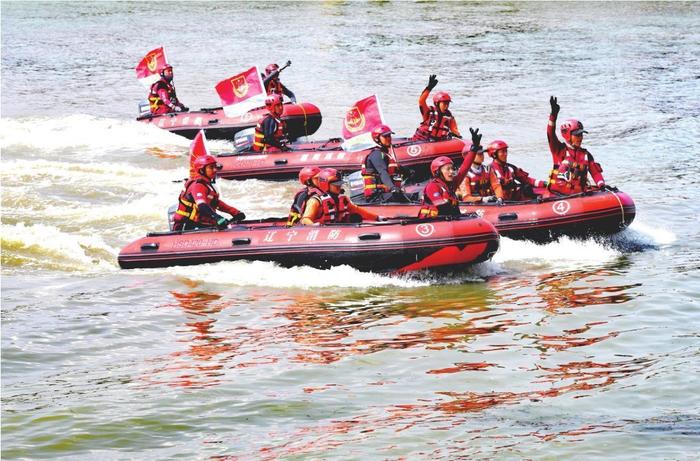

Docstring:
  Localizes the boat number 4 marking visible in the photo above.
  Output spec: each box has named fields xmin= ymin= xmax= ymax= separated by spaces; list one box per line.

xmin=552 ymin=200 xmax=571 ymax=215
xmin=415 ymin=223 xmax=435 ymax=237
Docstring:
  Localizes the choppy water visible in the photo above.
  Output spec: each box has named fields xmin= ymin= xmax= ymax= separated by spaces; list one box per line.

xmin=2 ymin=2 xmax=699 ymax=459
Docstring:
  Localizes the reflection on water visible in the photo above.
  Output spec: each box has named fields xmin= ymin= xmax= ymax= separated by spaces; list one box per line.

xmin=130 ymin=264 xmax=659 ymax=457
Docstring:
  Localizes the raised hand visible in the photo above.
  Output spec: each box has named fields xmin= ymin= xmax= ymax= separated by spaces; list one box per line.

xmin=427 ymin=74 xmax=438 ymax=91
xmin=469 ymin=127 xmax=482 ymax=149
xmin=550 ymin=96 xmax=560 ymax=117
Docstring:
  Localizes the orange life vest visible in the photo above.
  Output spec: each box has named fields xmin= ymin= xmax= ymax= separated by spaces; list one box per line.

xmin=360 ymin=148 xmax=401 ymax=197
xmin=418 ymin=178 xmax=459 ymax=218
xmin=413 ymin=107 xmax=453 ymax=141
xmin=148 ymin=78 xmax=178 ymax=114
xmin=317 ymin=194 xmax=351 ymax=224
xmin=174 ymin=177 xmax=219 ymax=225
xmin=253 ymin=114 xmax=288 ymax=152
xmin=287 ymin=187 xmax=322 ymax=226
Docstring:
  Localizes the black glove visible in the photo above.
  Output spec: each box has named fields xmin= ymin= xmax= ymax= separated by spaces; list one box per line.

xmin=216 ymin=216 xmax=229 ymax=229
xmin=426 ymin=74 xmax=438 ymax=91
xmin=284 ymin=60 xmax=291 ymax=67
xmin=231 ymin=212 xmax=246 ymax=223
xmin=603 ymin=185 xmax=619 ymax=192
xmin=469 ymin=127 xmax=482 ymax=150
xmin=550 ymin=96 xmax=560 ymax=117
xmin=482 ymin=195 xmax=497 ymax=203
xmin=181 ymin=106 xmax=189 ymax=112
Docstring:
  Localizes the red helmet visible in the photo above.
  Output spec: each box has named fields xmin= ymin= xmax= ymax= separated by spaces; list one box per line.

xmin=433 ymin=91 xmax=451 ymax=106
xmin=371 ymin=124 xmax=394 ymax=144
xmin=265 ymin=94 xmax=283 ymax=108
xmin=265 ymin=63 xmax=279 ymax=76
xmin=317 ymin=168 xmax=342 ymax=193
xmin=160 ymin=63 xmax=173 ymax=78
xmin=299 ymin=166 xmax=321 ymax=186
xmin=430 ymin=156 xmax=454 ymax=177
xmin=486 ymin=140 xmax=508 ymax=158
xmin=193 ymin=155 xmax=221 ymax=172
xmin=560 ymin=118 xmax=588 ymax=143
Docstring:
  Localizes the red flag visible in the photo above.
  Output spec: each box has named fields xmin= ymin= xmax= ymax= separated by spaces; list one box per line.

xmin=188 ymin=130 xmax=209 ymax=178
xmin=342 ymin=95 xmax=385 ymax=140
xmin=215 ymin=67 xmax=266 ymax=117
xmin=135 ymin=47 xmax=168 ymax=87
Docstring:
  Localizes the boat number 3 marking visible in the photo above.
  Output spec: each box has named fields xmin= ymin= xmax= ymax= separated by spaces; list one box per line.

xmin=407 ymin=145 xmax=422 ymax=157
xmin=552 ymin=200 xmax=571 ymax=215
xmin=415 ymin=223 xmax=435 ymax=237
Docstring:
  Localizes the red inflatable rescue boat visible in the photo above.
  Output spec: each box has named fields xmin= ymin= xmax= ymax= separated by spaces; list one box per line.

xmin=354 ymin=189 xmax=636 ymax=243
xmin=215 ymin=137 xmax=467 ymax=181
xmin=118 ymin=216 xmax=499 ymax=273
xmin=136 ymin=102 xmax=322 ymax=140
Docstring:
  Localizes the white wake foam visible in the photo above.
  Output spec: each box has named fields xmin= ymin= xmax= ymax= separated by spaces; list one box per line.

xmin=138 ymin=260 xmax=427 ymax=289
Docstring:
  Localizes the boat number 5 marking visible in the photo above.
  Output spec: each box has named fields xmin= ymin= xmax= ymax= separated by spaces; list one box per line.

xmin=407 ymin=145 xmax=422 ymax=157
xmin=415 ymin=223 xmax=435 ymax=237
xmin=552 ymin=200 xmax=571 ymax=215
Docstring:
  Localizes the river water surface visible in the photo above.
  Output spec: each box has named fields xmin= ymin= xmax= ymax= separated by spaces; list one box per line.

xmin=2 ymin=2 xmax=699 ymax=459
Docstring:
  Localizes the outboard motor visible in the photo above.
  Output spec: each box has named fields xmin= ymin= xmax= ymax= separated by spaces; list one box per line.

xmin=138 ymin=99 xmax=151 ymax=117
xmin=167 ymin=204 xmax=178 ymax=231
xmin=344 ymin=171 xmax=366 ymax=200
xmin=233 ymin=128 xmax=255 ymax=153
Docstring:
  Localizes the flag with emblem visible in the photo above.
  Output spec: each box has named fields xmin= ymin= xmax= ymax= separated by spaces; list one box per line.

xmin=135 ymin=47 xmax=168 ymax=87
xmin=188 ymin=130 xmax=210 ymax=178
xmin=341 ymin=95 xmax=386 ymax=151
xmin=215 ymin=67 xmax=266 ymax=118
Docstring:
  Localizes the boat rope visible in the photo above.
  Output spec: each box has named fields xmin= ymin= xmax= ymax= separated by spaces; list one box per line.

xmin=608 ymin=189 xmax=625 ymax=227
xmin=299 ymin=103 xmax=309 ymax=136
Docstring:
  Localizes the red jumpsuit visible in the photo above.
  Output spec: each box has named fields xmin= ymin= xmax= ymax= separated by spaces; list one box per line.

xmin=411 ymin=89 xmax=460 ymax=141
xmin=173 ymin=175 xmax=241 ymax=230
xmin=418 ymin=151 xmax=475 ymax=218
xmin=149 ymin=78 xmax=185 ymax=115
xmin=458 ymin=164 xmax=493 ymax=202
xmin=547 ymin=114 xmax=605 ymax=194
xmin=490 ymin=161 xmax=545 ymax=201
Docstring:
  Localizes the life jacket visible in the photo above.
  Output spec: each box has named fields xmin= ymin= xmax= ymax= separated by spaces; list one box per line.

xmin=265 ymin=78 xmax=284 ymax=95
xmin=554 ymin=148 xmax=591 ymax=191
xmin=317 ymin=193 xmax=351 ymax=224
xmin=286 ymin=186 xmax=322 ymax=226
xmin=490 ymin=161 xmax=520 ymax=192
xmin=253 ymin=114 xmax=288 ymax=152
xmin=418 ymin=178 xmax=459 ymax=218
xmin=360 ymin=148 xmax=401 ymax=197
xmin=148 ymin=78 xmax=178 ymax=114
xmin=466 ymin=164 xmax=492 ymax=196
xmin=413 ymin=106 xmax=453 ymax=141
xmin=174 ymin=177 xmax=219 ymax=226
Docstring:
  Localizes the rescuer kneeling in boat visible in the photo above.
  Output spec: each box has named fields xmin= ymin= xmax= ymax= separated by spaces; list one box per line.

xmin=262 ymin=62 xmax=296 ymax=103
xmin=457 ymin=145 xmax=497 ymax=203
xmin=287 ymin=166 xmax=322 ymax=226
xmin=418 ymin=128 xmax=481 ymax=218
xmin=412 ymin=74 xmax=461 ymax=141
xmin=172 ymin=155 xmax=246 ymax=231
xmin=487 ymin=140 xmax=546 ymax=204
xmin=149 ymin=64 xmax=189 ymax=115
xmin=547 ymin=96 xmax=606 ymax=195
xmin=253 ymin=94 xmax=291 ymax=152
xmin=361 ymin=124 xmax=407 ymax=203
xmin=300 ymin=168 xmax=382 ymax=225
